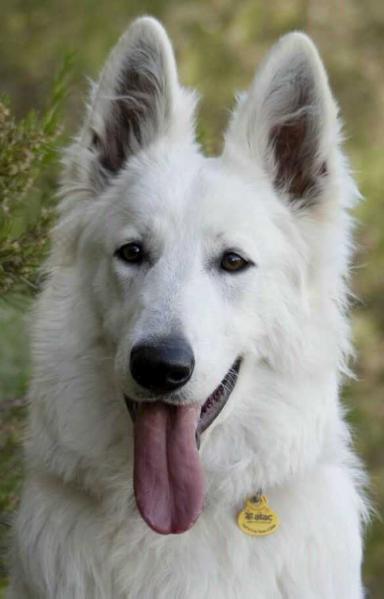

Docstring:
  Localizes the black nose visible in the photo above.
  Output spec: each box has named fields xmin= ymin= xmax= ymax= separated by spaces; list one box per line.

xmin=130 ymin=336 xmax=195 ymax=394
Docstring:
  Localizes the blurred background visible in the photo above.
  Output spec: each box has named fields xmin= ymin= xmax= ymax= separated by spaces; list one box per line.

xmin=0 ymin=0 xmax=383 ymax=596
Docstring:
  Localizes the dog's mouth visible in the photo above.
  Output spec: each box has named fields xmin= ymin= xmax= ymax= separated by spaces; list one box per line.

xmin=124 ymin=358 xmax=241 ymax=535
xmin=125 ymin=358 xmax=241 ymax=445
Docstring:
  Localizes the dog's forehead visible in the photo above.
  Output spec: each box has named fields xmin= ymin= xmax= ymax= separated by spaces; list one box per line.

xmin=112 ymin=146 xmax=276 ymax=236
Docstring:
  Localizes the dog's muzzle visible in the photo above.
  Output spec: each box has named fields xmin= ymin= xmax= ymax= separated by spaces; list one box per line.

xmin=124 ymin=357 xmax=241 ymax=535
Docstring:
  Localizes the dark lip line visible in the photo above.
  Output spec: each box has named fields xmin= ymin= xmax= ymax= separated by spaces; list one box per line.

xmin=195 ymin=358 xmax=241 ymax=445
xmin=124 ymin=357 xmax=242 ymax=447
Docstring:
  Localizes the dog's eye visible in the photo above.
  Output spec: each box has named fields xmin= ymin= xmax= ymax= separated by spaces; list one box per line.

xmin=220 ymin=252 xmax=250 ymax=273
xmin=115 ymin=242 xmax=144 ymax=264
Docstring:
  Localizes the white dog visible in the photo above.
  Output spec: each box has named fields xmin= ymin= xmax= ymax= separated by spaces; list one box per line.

xmin=8 ymin=16 xmax=368 ymax=598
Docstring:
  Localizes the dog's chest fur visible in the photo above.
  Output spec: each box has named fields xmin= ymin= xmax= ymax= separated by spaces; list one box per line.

xmin=24 ymin=463 xmax=362 ymax=599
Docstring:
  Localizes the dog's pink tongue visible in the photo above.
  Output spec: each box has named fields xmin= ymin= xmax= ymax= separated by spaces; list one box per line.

xmin=134 ymin=402 xmax=204 ymax=534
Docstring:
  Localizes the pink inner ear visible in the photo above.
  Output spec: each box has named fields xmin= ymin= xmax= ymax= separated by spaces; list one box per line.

xmin=270 ymin=114 xmax=327 ymax=202
xmin=95 ymin=47 xmax=162 ymax=175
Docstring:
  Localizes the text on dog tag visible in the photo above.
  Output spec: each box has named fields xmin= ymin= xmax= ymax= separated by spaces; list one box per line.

xmin=237 ymin=495 xmax=279 ymax=537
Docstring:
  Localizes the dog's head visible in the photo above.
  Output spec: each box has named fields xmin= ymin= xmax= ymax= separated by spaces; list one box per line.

xmin=56 ymin=18 xmax=355 ymax=534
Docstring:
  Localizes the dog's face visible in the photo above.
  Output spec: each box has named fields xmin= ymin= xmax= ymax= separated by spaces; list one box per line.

xmin=60 ymin=17 xmax=344 ymax=533
xmin=86 ymin=151 xmax=297 ymax=405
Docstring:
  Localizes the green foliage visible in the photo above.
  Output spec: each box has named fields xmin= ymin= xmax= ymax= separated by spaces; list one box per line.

xmin=0 ymin=302 xmax=30 ymax=585
xmin=0 ymin=57 xmax=72 ymax=583
xmin=0 ymin=54 xmax=73 ymax=296
xmin=0 ymin=401 xmax=25 ymax=585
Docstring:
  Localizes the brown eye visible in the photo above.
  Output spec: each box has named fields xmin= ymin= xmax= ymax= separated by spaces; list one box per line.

xmin=115 ymin=242 xmax=144 ymax=264
xmin=220 ymin=252 xmax=250 ymax=273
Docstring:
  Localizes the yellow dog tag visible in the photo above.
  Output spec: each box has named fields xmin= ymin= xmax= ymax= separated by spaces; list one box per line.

xmin=237 ymin=495 xmax=279 ymax=537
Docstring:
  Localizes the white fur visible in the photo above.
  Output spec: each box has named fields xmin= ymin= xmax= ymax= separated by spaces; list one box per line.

xmin=8 ymin=17 xmax=368 ymax=598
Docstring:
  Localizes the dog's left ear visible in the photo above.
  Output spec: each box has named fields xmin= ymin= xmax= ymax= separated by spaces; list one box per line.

xmin=224 ymin=33 xmax=339 ymax=209
xmin=66 ymin=17 xmax=196 ymax=193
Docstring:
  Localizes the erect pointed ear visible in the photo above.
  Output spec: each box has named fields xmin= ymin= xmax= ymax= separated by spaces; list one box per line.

xmin=66 ymin=17 xmax=196 ymax=193
xmin=224 ymin=33 xmax=339 ymax=208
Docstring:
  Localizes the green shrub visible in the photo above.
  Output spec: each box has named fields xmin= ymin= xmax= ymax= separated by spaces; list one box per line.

xmin=0 ymin=55 xmax=73 ymax=297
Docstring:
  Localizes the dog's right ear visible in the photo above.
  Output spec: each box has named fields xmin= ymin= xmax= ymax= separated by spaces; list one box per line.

xmin=64 ymin=17 xmax=196 ymax=194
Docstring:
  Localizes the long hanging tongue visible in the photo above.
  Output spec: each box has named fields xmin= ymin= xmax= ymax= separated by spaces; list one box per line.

xmin=133 ymin=402 xmax=204 ymax=534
